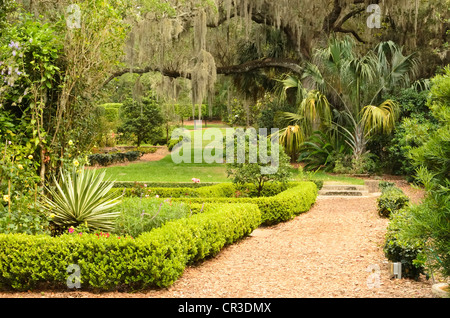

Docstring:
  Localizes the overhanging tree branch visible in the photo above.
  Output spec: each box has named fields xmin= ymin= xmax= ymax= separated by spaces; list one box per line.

xmin=103 ymin=57 xmax=303 ymax=86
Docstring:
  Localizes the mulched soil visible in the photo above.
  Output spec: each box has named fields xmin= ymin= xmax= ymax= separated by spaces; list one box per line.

xmin=0 ymin=177 xmax=434 ymax=298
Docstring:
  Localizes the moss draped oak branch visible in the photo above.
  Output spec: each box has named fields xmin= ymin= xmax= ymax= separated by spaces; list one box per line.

xmin=103 ymin=57 xmax=303 ymax=85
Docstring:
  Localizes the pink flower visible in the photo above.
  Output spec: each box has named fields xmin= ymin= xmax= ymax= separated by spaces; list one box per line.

xmin=68 ymin=227 xmax=74 ymax=234
xmin=192 ymin=178 xmax=200 ymax=183
xmin=155 ymin=195 xmax=159 ymax=198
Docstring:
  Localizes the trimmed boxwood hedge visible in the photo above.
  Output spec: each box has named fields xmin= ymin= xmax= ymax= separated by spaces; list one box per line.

xmin=113 ymin=181 xmax=220 ymax=188
xmin=112 ymin=181 xmax=318 ymax=200
xmin=0 ymin=203 xmax=261 ymax=291
xmin=0 ymin=182 xmax=317 ymax=291
xmin=174 ymin=182 xmax=318 ymax=225
xmin=112 ymin=180 xmax=323 ymax=191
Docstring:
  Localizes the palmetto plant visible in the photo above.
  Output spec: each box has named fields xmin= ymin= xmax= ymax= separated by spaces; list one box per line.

xmin=43 ymin=167 xmax=122 ymax=232
xmin=298 ymin=130 xmax=339 ymax=171
xmin=278 ymin=36 xmax=417 ymax=162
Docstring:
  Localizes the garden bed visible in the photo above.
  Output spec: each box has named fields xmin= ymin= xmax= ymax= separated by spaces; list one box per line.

xmin=0 ymin=181 xmax=433 ymax=298
xmin=0 ymin=182 xmax=318 ymax=291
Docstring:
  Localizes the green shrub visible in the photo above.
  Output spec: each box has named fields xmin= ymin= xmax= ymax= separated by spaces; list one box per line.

xmin=383 ymin=208 xmax=425 ymax=280
xmin=0 ymin=203 xmax=261 ymax=291
xmin=254 ymin=182 xmax=317 ymax=225
xmin=88 ymin=151 xmax=143 ymax=167
xmin=134 ymin=147 xmax=158 ymax=155
xmin=397 ymin=186 xmax=450 ymax=279
xmin=377 ymin=185 xmax=410 ymax=218
xmin=168 ymin=135 xmax=191 ymax=151
xmin=378 ymin=181 xmax=396 ymax=191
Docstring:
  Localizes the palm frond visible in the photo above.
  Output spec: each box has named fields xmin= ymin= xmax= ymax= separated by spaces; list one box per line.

xmin=360 ymin=99 xmax=399 ymax=135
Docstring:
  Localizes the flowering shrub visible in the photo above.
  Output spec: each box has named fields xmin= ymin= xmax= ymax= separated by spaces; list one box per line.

xmin=192 ymin=178 xmax=201 ymax=183
xmin=0 ymin=131 xmax=49 ymax=234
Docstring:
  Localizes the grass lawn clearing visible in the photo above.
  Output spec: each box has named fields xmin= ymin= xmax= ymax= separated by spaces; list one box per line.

xmin=101 ymin=123 xmax=364 ymax=184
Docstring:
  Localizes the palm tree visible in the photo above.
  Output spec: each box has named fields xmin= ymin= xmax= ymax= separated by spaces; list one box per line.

xmin=278 ymin=36 xmax=418 ymax=163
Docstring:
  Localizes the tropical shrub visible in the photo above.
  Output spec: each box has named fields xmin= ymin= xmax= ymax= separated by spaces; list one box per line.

xmin=332 ymin=152 xmax=379 ymax=175
xmin=278 ymin=38 xmax=417 ymax=165
xmin=42 ymin=167 xmax=122 ymax=233
xmin=395 ymin=66 xmax=450 ymax=280
xmin=384 ymin=117 xmax=437 ymax=178
xmin=298 ymin=130 xmax=340 ymax=172
xmin=368 ymin=87 xmax=432 ymax=175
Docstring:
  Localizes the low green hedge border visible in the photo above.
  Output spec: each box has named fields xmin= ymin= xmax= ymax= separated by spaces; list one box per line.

xmin=0 ymin=203 xmax=261 ymax=291
xmin=113 ymin=181 xmax=220 ymax=188
xmin=112 ymin=181 xmax=321 ymax=199
xmin=174 ymin=182 xmax=318 ymax=225
xmin=111 ymin=180 xmax=323 ymax=190
xmin=0 ymin=182 xmax=317 ymax=291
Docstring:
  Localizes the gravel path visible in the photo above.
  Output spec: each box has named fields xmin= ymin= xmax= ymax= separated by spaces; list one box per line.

xmin=0 ymin=179 xmax=433 ymax=298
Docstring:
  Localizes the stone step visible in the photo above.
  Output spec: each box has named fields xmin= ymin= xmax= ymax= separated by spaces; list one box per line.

xmin=321 ymin=184 xmax=368 ymax=191
xmin=318 ymin=189 xmax=370 ymax=196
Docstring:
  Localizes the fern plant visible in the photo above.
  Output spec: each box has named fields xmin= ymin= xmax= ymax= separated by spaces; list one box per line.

xmin=42 ymin=167 xmax=122 ymax=232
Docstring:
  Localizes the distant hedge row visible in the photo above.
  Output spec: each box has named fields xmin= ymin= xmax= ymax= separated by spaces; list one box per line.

xmin=88 ymin=151 xmax=142 ymax=166
xmin=0 ymin=203 xmax=261 ymax=291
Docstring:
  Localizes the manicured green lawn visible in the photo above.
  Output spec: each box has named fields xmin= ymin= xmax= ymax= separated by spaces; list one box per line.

xmin=101 ymin=123 xmax=364 ymax=184
xmin=102 ymin=154 xmax=364 ymax=184
xmin=103 ymin=154 xmax=229 ymax=182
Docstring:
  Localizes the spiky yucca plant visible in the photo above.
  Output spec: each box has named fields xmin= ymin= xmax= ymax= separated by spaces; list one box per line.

xmin=43 ymin=167 xmax=122 ymax=232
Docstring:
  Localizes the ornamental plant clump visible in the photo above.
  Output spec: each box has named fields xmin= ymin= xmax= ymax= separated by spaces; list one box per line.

xmin=42 ymin=167 xmax=122 ymax=233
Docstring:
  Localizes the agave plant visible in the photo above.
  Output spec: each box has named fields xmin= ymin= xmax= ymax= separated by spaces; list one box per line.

xmin=43 ymin=167 xmax=122 ymax=232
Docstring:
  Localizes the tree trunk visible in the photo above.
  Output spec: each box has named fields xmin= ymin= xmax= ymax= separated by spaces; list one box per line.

xmin=39 ymin=147 xmax=46 ymax=185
